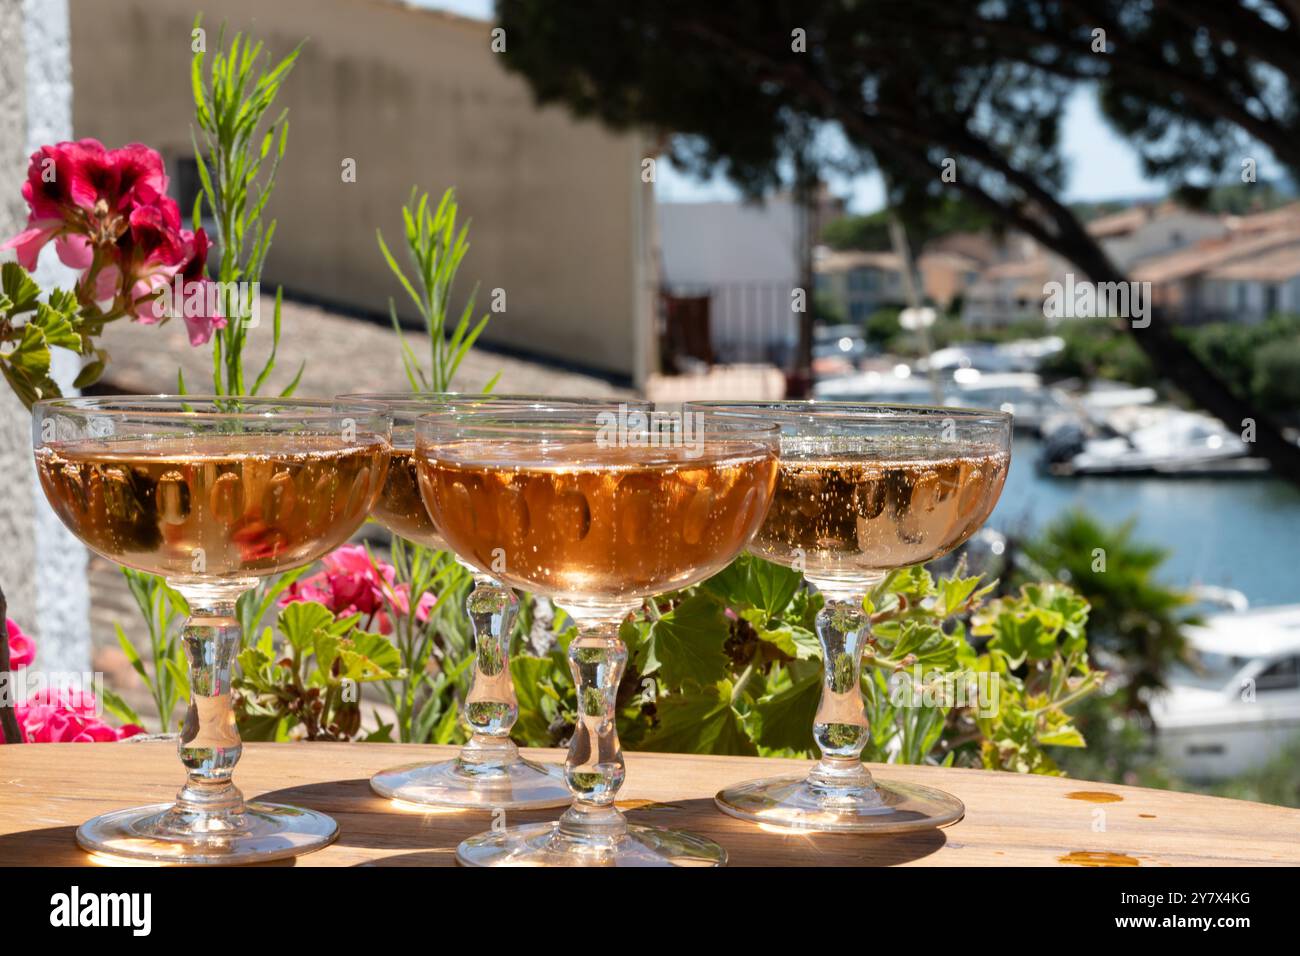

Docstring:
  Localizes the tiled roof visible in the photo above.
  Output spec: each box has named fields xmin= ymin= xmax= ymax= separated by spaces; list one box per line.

xmin=1086 ymin=206 xmax=1152 ymax=238
xmin=1132 ymin=228 xmax=1300 ymax=284
xmin=1224 ymin=201 xmax=1300 ymax=236
xmin=1206 ymin=245 xmax=1300 ymax=282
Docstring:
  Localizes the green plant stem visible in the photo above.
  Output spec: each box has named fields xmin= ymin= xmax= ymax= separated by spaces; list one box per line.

xmin=1029 ymin=673 xmax=1105 ymax=717
xmin=730 ymin=655 xmax=759 ymax=705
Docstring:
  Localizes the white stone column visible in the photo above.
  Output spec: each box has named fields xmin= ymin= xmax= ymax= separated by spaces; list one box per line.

xmin=0 ymin=0 xmax=91 ymax=674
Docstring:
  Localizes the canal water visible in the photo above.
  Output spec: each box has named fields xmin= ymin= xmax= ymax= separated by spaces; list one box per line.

xmin=988 ymin=438 xmax=1300 ymax=608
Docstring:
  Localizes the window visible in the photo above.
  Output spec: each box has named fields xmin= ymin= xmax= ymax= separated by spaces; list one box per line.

xmin=1256 ymin=656 xmax=1300 ymax=692
xmin=171 ymin=155 xmax=203 ymax=220
xmin=848 ymin=269 xmax=877 ymax=293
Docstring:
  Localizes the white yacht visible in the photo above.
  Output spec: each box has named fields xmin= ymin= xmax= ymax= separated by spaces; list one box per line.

xmin=1043 ymin=407 xmax=1267 ymax=476
xmin=1148 ymin=604 xmax=1300 ymax=780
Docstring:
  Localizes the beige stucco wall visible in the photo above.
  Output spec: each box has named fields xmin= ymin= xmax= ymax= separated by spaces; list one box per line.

xmin=68 ymin=0 xmax=655 ymax=382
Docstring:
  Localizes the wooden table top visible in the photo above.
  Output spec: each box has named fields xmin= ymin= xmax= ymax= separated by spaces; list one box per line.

xmin=1 ymin=742 xmax=1297 ymax=866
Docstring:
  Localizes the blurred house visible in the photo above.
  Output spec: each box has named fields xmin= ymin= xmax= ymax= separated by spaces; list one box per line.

xmin=958 ymin=201 xmax=1296 ymax=328
xmin=1135 ymin=224 xmax=1300 ymax=324
xmin=68 ymin=0 xmax=658 ymax=384
xmin=658 ymin=192 xmax=837 ymax=367
xmin=1224 ymin=200 xmax=1300 ymax=237
xmin=1087 ymin=201 xmax=1228 ymax=270
xmin=813 ymin=250 xmax=905 ymax=324
xmin=961 ymin=256 xmax=1065 ymax=329
xmin=814 ymin=247 xmax=982 ymax=321
xmin=916 ymin=249 xmax=984 ymax=310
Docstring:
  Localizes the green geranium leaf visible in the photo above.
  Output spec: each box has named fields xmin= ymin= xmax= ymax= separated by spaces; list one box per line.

xmin=642 ymin=682 xmax=756 ymax=755
xmin=702 ymin=554 xmax=802 ymax=620
xmin=276 ymin=600 xmax=336 ymax=655
xmin=935 ymin=574 xmax=995 ymax=617
xmin=885 ymin=565 xmax=936 ymax=601
xmin=338 ymin=629 xmax=402 ymax=682
xmin=1038 ymin=724 xmax=1086 ymax=748
xmin=1 ymin=262 xmax=41 ymax=313
xmin=635 ymin=594 xmax=729 ymax=688
xmin=988 ymin=607 xmax=1061 ymax=665
xmin=8 ymin=322 xmax=51 ymax=375
xmin=752 ymin=669 xmax=822 ymax=752
xmin=887 ymin=619 xmax=962 ymax=669
xmin=32 ymin=301 xmax=82 ymax=351
xmin=742 ymin=609 xmax=820 ymax=660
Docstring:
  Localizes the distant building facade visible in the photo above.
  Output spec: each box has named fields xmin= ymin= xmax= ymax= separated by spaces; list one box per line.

xmin=69 ymin=0 xmax=658 ymax=383
xmin=958 ymin=202 xmax=1300 ymax=328
xmin=1135 ymin=220 xmax=1300 ymax=324
xmin=813 ymin=250 xmax=906 ymax=324
xmin=1088 ymin=202 xmax=1228 ymax=271
xmin=658 ymin=197 xmax=806 ymax=364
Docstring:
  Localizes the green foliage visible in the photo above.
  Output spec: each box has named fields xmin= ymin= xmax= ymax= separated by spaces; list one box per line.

xmin=0 ymin=263 xmax=112 ymax=409
xmin=189 ymin=15 xmax=301 ymax=396
xmin=104 ymin=570 xmax=191 ymax=732
xmin=377 ymin=188 xmax=495 ymax=392
xmin=1038 ymin=317 xmax=1155 ymax=385
xmin=1181 ymin=314 xmax=1300 ymax=415
xmin=858 ymin=305 xmax=973 ymax=354
xmin=1013 ymin=509 xmax=1197 ymax=708
xmin=504 ymin=556 xmax=1101 ymax=774
xmin=1037 ymin=314 xmax=1300 ymax=417
xmin=822 ymin=211 xmax=893 ymax=252
xmin=234 ymin=601 xmax=401 ymax=741
xmin=373 ymin=539 xmax=475 ymax=743
xmin=821 ymin=198 xmax=997 ymax=254
xmin=969 ymin=583 xmax=1102 ymax=772
xmin=862 ymin=306 xmax=903 ymax=349
xmin=116 ymin=20 xmax=309 ymax=732
xmin=1249 ymin=335 xmax=1300 ymax=412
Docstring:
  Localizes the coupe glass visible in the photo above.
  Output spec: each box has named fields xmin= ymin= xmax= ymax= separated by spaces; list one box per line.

xmin=687 ymin=401 xmax=1011 ymax=833
xmin=337 ymin=393 xmax=650 ymax=811
xmin=32 ymin=396 xmax=391 ymax=864
xmin=416 ymin=405 xmax=780 ymax=865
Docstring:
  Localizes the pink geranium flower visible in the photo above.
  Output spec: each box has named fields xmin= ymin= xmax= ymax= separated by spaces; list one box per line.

xmin=0 ymin=138 xmax=220 ymax=347
xmin=3 ymin=620 xmax=144 ymax=744
xmin=5 ymin=620 xmax=34 ymax=670
xmin=173 ymin=227 xmax=226 ymax=346
xmin=16 ymin=687 xmax=144 ymax=743
xmin=281 ymin=545 xmax=438 ymax=635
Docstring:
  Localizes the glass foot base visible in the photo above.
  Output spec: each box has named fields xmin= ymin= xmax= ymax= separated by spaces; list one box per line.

xmin=76 ymin=801 xmax=338 ymax=865
xmin=457 ymin=820 xmax=728 ymax=867
xmin=370 ymin=756 xmax=571 ymax=810
xmin=715 ymin=774 xmax=965 ymax=833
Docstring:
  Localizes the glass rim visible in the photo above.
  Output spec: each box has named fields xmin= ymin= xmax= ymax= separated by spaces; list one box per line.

xmin=336 ymin=393 xmax=651 ymax=427
xmin=684 ymin=399 xmax=1013 ymax=427
xmin=414 ymin=407 xmax=782 ymax=443
xmin=34 ymin=394 xmax=386 ymax=425
xmin=336 ymin=391 xmax=647 ymax=407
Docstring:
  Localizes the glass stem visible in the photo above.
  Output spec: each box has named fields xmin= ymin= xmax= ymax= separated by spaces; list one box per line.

xmin=809 ymin=595 xmax=876 ymax=793
xmin=459 ymin=573 xmax=522 ymax=768
xmin=558 ymin=616 xmax=628 ymax=842
xmin=172 ymin=584 xmax=250 ymax=826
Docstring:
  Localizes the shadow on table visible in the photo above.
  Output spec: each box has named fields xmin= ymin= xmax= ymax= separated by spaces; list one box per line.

xmin=0 ymin=825 xmax=295 ymax=867
xmin=257 ymin=779 xmax=950 ymax=867
xmin=256 ymin=777 xmax=557 ymax=856
xmin=0 ymin=825 xmax=86 ymax=866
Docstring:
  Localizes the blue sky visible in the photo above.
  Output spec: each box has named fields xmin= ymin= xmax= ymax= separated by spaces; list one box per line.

xmin=413 ymin=0 xmax=1162 ymax=209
